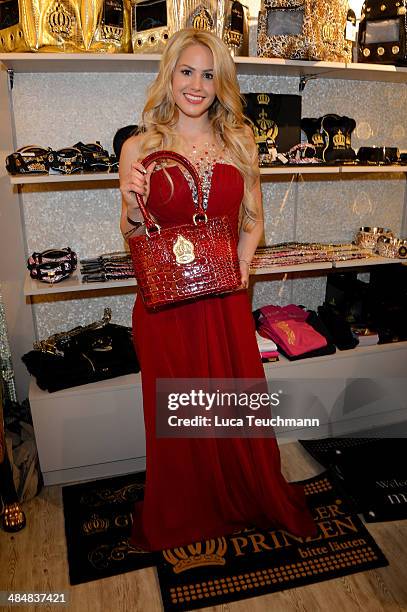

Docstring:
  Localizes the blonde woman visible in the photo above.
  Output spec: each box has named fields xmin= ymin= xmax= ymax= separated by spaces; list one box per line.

xmin=119 ymin=28 xmax=317 ymax=551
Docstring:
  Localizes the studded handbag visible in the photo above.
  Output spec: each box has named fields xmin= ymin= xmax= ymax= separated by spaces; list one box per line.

xmin=256 ymin=0 xmax=352 ymax=62
xmin=128 ymin=150 xmax=242 ymax=310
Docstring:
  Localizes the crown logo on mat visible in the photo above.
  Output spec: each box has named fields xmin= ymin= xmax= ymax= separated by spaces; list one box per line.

xmin=82 ymin=513 xmax=109 ymax=535
xmin=333 ymin=130 xmax=346 ymax=148
xmin=173 ymin=234 xmax=195 ymax=264
xmin=257 ymin=93 xmax=270 ymax=105
xmin=163 ymin=538 xmax=227 ymax=573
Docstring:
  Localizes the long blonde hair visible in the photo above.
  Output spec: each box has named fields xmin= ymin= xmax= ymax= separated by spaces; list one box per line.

xmin=138 ymin=28 xmax=260 ymax=231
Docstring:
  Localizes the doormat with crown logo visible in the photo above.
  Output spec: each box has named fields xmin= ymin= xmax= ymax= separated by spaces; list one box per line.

xmin=156 ymin=470 xmax=388 ymax=611
xmin=62 ymin=472 xmax=157 ymax=585
xmin=62 ymin=470 xmax=388 ymax=610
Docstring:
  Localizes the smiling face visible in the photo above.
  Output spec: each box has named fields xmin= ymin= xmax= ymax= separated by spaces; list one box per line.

xmin=171 ymin=43 xmax=216 ymax=122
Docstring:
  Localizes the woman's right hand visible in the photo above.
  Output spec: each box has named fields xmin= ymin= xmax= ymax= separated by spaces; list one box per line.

xmin=120 ymin=160 xmax=156 ymax=219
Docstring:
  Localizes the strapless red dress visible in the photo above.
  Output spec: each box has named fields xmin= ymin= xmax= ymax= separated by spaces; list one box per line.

xmin=130 ymin=162 xmax=317 ymax=551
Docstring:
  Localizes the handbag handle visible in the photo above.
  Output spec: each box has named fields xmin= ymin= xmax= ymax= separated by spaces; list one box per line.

xmin=135 ymin=150 xmax=205 ymax=235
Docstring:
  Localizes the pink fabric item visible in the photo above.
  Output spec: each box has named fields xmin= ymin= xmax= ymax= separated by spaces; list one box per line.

xmin=257 ymin=304 xmax=327 ymax=356
xmin=259 ymin=303 xmax=309 ymax=323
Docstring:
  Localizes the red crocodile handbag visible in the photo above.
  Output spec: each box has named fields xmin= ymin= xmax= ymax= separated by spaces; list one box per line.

xmin=129 ymin=150 xmax=242 ymax=310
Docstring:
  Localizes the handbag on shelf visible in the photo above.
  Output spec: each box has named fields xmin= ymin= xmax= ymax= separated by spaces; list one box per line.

xmin=321 ymin=114 xmax=356 ymax=163
xmin=243 ymin=93 xmax=302 ymax=166
xmin=358 ymin=0 xmax=407 ymax=65
xmin=0 ymin=0 xmax=29 ymax=52
xmin=256 ymin=0 xmax=352 ymax=62
xmin=128 ymin=150 xmax=241 ymax=310
xmin=5 ymin=146 xmax=54 ymax=175
xmin=21 ymin=308 xmax=140 ymax=392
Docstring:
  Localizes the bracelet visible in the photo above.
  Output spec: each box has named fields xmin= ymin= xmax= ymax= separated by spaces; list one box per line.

xmin=239 ymin=259 xmax=251 ymax=267
xmin=127 ymin=214 xmax=143 ymax=227
xmin=123 ymin=226 xmax=140 ymax=239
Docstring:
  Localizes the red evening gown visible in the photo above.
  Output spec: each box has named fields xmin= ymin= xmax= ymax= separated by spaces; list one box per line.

xmin=130 ymin=161 xmax=317 ymax=551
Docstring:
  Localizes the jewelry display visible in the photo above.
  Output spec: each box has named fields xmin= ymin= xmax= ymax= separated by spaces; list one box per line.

xmin=376 ymin=236 xmax=407 ymax=259
xmin=251 ymin=242 xmax=375 ymax=268
xmin=80 ymin=252 xmax=135 ymax=283
xmin=6 ymin=142 xmax=118 ymax=176
xmin=355 ymin=227 xmax=394 ymax=251
xmin=27 ymin=248 xmax=78 ymax=284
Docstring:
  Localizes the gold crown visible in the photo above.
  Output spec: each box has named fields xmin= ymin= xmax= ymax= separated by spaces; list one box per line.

xmin=257 ymin=93 xmax=270 ymax=105
xmin=48 ymin=2 xmax=74 ymax=36
xmin=333 ymin=129 xmax=346 ymax=147
xmin=225 ymin=29 xmax=243 ymax=47
xmin=102 ymin=24 xmax=123 ymax=42
xmin=312 ymin=132 xmax=324 ymax=146
xmin=163 ymin=538 xmax=227 ymax=573
xmin=82 ymin=513 xmax=110 ymax=535
xmin=192 ymin=7 xmax=213 ymax=31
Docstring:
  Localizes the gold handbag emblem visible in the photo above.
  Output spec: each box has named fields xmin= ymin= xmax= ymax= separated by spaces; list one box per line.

xmin=173 ymin=235 xmax=195 ymax=264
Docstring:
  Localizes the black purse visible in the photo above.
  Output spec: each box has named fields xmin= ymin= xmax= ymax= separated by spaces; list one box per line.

xmin=321 ymin=114 xmax=356 ymax=163
xmin=22 ymin=309 xmax=140 ymax=392
xmin=73 ymin=141 xmax=118 ymax=172
xmin=358 ymin=0 xmax=407 ymax=65
xmin=5 ymin=145 xmax=54 ymax=174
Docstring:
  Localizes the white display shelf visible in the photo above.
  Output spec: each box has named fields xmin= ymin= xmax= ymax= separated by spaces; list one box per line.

xmin=10 ymin=172 xmax=119 ymax=184
xmin=265 ymin=339 xmax=407 ymax=370
xmin=9 ymin=165 xmax=407 ymax=185
xmin=339 ymin=165 xmax=407 ymax=174
xmin=332 ymin=255 xmax=398 ymax=267
xmin=28 ymin=340 xmax=407 ymax=392
xmin=24 ymin=270 xmax=137 ymax=296
xmin=1 ymin=53 xmax=407 ymax=83
xmin=29 ymin=371 xmax=142 ymax=400
xmin=250 ymin=262 xmax=332 ymax=275
xmin=24 ymin=257 xmax=401 ymax=297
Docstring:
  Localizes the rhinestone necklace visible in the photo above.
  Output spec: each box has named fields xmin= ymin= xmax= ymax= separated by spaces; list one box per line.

xmin=154 ymin=141 xmax=233 ymax=210
xmin=179 ymin=141 xmax=232 ymax=210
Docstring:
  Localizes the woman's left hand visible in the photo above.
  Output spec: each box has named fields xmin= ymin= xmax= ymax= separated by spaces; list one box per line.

xmin=239 ymin=260 xmax=250 ymax=289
